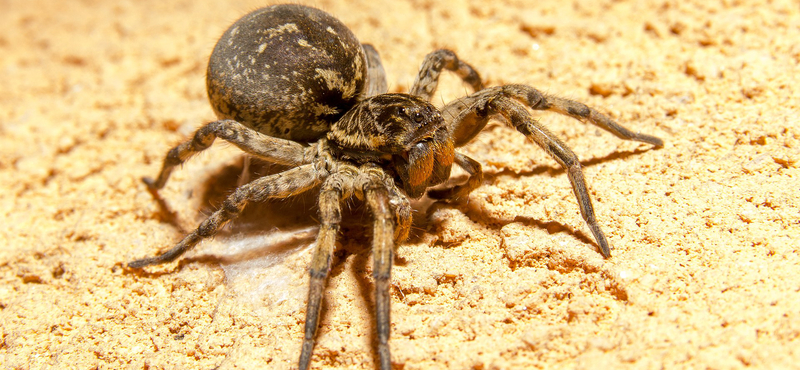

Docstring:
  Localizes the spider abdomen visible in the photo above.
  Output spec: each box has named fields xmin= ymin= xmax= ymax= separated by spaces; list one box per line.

xmin=206 ymin=4 xmax=367 ymax=142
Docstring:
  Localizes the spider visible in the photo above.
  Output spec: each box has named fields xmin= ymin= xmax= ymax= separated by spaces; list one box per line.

xmin=128 ymin=4 xmax=663 ymax=370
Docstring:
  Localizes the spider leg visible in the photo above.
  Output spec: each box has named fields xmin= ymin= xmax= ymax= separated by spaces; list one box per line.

xmin=144 ymin=119 xmax=307 ymax=189
xmin=299 ymin=167 xmax=353 ymax=370
xmin=500 ymin=84 xmax=664 ymax=147
xmin=496 ymin=85 xmax=662 ymax=255
xmin=359 ymin=167 xmax=397 ymax=370
xmin=439 ymin=86 xmax=663 ymax=257
xmin=387 ymin=184 xmax=412 ymax=243
xmin=363 ymin=44 xmax=388 ymax=97
xmin=441 ymin=86 xmax=664 ymax=148
xmin=427 ymin=152 xmax=483 ymax=202
xmin=128 ymin=164 xmax=321 ymax=268
xmin=492 ymin=96 xmax=612 ymax=257
xmin=410 ymin=49 xmax=484 ymax=102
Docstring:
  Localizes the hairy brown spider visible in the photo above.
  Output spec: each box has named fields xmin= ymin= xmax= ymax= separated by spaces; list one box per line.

xmin=129 ymin=4 xmax=663 ymax=370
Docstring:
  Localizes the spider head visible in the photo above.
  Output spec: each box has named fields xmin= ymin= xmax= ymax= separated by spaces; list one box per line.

xmin=329 ymin=93 xmax=455 ymax=198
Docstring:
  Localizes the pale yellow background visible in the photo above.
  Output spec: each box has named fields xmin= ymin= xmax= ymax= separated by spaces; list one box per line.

xmin=1 ymin=0 xmax=798 ymax=369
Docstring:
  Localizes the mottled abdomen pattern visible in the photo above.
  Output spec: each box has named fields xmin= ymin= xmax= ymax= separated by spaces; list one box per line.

xmin=207 ymin=4 xmax=367 ymax=141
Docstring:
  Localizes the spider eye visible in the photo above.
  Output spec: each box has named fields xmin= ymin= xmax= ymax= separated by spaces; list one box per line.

xmin=412 ymin=111 xmax=425 ymax=123
xmin=397 ymin=107 xmax=406 ymax=116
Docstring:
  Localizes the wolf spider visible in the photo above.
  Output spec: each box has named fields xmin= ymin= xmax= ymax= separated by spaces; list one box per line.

xmin=128 ymin=4 xmax=663 ymax=370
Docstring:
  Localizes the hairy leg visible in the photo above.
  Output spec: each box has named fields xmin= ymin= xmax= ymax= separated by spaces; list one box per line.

xmin=369 ymin=194 xmax=393 ymax=370
xmin=410 ymin=49 xmax=484 ymax=102
xmin=440 ymin=85 xmax=663 ymax=257
xmin=500 ymin=84 xmax=663 ymax=147
xmin=128 ymin=164 xmax=321 ymax=268
xmin=442 ymin=85 xmax=663 ymax=148
xmin=387 ymin=185 xmax=412 ymax=243
xmin=427 ymin=152 xmax=483 ymax=202
xmin=492 ymin=96 xmax=613 ymax=257
xmin=145 ymin=119 xmax=307 ymax=189
xmin=362 ymin=170 xmax=396 ymax=370
xmin=363 ymin=44 xmax=388 ymax=97
xmin=298 ymin=168 xmax=354 ymax=370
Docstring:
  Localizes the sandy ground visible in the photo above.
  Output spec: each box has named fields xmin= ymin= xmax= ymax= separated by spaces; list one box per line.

xmin=1 ymin=0 xmax=799 ymax=369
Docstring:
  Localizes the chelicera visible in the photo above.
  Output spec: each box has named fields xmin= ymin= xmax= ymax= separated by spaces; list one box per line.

xmin=129 ymin=4 xmax=663 ymax=369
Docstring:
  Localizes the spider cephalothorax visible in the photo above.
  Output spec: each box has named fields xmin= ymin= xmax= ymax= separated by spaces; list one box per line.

xmin=129 ymin=4 xmax=663 ymax=370
xmin=328 ymin=93 xmax=455 ymax=198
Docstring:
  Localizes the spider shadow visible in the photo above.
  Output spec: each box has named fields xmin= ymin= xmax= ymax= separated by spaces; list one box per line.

xmin=486 ymin=145 xmax=656 ymax=179
xmin=143 ymin=183 xmax=189 ymax=235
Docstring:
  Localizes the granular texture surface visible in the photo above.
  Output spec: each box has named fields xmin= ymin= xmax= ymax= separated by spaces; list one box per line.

xmin=1 ymin=0 xmax=798 ymax=369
